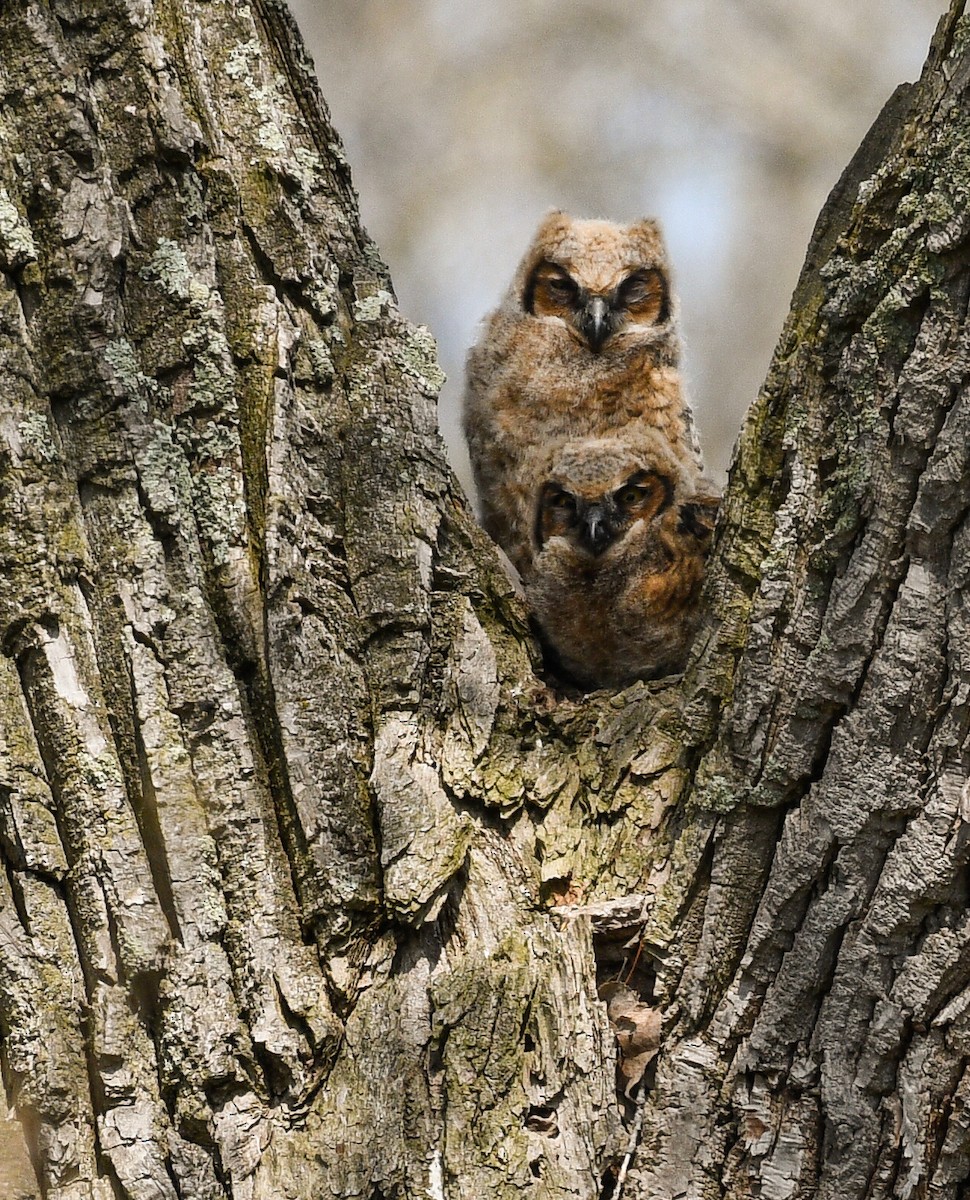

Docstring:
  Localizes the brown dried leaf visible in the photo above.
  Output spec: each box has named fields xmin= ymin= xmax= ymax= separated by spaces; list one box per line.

xmin=600 ymin=982 xmax=662 ymax=1096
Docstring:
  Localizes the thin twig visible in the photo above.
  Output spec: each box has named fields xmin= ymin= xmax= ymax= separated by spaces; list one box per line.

xmin=620 ymin=893 xmax=653 ymax=985
xmin=614 ymin=1081 xmax=648 ymax=1199
xmin=622 ymin=934 xmax=645 ymax=985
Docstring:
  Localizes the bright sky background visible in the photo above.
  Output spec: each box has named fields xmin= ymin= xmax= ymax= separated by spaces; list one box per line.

xmin=288 ymin=1 xmax=944 ymax=491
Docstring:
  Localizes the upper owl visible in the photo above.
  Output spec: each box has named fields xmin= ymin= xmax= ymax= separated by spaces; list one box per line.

xmin=464 ymin=210 xmax=704 ymax=576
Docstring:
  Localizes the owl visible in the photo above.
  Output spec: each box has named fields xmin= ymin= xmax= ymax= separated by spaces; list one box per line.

xmin=526 ymin=432 xmax=719 ymax=690
xmin=464 ymin=210 xmax=704 ymax=576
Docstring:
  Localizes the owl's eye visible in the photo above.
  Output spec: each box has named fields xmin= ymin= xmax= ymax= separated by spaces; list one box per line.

xmin=546 ymin=276 xmax=577 ymax=299
xmin=546 ymin=489 xmax=576 ymax=510
xmin=616 ymin=268 xmax=667 ymax=323
xmin=536 ymin=484 xmax=578 ymax=549
xmin=616 ymin=484 xmax=649 ymax=507
xmin=613 ymin=470 xmax=672 ymax=517
xmin=527 ymin=262 xmax=580 ymax=317
xmin=617 ymin=274 xmax=651 ymax=304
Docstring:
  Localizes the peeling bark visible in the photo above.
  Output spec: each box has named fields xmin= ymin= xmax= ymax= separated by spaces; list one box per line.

xmin=0 ymin=1 xmax=968 ymax=1198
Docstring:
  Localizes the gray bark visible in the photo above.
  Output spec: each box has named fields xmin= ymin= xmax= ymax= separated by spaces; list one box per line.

xmin=635 ymin=9 xmax=970 ymax=1196
xmin=0 ymin=1 xmax=967 ymax=1198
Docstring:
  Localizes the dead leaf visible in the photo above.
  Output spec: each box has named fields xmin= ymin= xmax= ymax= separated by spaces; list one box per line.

xmin=600 ymin=982 xmax=662 ymax=1097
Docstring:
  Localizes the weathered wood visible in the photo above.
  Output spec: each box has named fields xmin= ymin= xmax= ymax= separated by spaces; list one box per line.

xmin=0 ymin=2 xmax=626 ymax=1195
xmin=0 ymin=0 xmax=967 ymax=1197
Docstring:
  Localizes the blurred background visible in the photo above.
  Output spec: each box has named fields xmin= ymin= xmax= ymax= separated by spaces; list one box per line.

xmin=287 ymin=1 xmax=944 ymax=489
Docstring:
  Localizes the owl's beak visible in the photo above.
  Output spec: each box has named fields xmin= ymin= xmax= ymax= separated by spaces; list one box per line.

xmin=579 ymin=504 xmax=612 ymax=555
xmin=579 ymin=296 xmax=611 ymax=352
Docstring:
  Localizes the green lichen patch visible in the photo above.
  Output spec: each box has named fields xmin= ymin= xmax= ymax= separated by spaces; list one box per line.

xmin=0 ymin=187 xmax=35 ymax=269
xmin=352 ymin=288 xmax=395 ymax=325
xmin=140 ymin=237 xmax=195 ymax=302
xmin=400 ymin=324 xmax=447 ymax=397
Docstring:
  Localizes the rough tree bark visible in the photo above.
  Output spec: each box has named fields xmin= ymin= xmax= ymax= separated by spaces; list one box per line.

xmin=0 ymin=1 xmax=968 ymax=1198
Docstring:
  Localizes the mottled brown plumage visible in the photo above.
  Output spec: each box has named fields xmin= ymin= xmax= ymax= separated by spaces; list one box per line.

xmin=464 ymin=211 xmax=704 ymax=576
xmin=526 ymin=433 xmax=719 ymax=690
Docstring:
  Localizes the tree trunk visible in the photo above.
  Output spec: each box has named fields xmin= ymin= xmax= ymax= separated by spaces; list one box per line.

xmin=0 ymin=2 xmax=967 ymax=1198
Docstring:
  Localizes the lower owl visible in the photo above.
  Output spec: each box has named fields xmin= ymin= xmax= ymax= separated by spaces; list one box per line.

xmin=526 ymin=433 xmax=719 ymax=689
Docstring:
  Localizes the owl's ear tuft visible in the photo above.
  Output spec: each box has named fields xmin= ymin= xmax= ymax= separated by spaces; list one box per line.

xmin=627 ymin=218 xmax=667 ymax=262
xmin=536 ymin=207 xmax=569 ymax=233
xmin=525 ymin=210 xmax=573 ymax=258
xmin=629 ymin=217 xmax=662 ymax=239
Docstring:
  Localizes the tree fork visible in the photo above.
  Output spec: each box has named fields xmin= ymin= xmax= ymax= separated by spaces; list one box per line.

xmin=0 ymin=1 xmax=967 ymax=1198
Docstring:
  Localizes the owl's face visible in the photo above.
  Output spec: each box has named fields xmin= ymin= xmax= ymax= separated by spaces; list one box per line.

xmin=519 ymin=214 xmax=670 ymax=353
xmin=536 ymin=466 xmax=673 ymax=557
